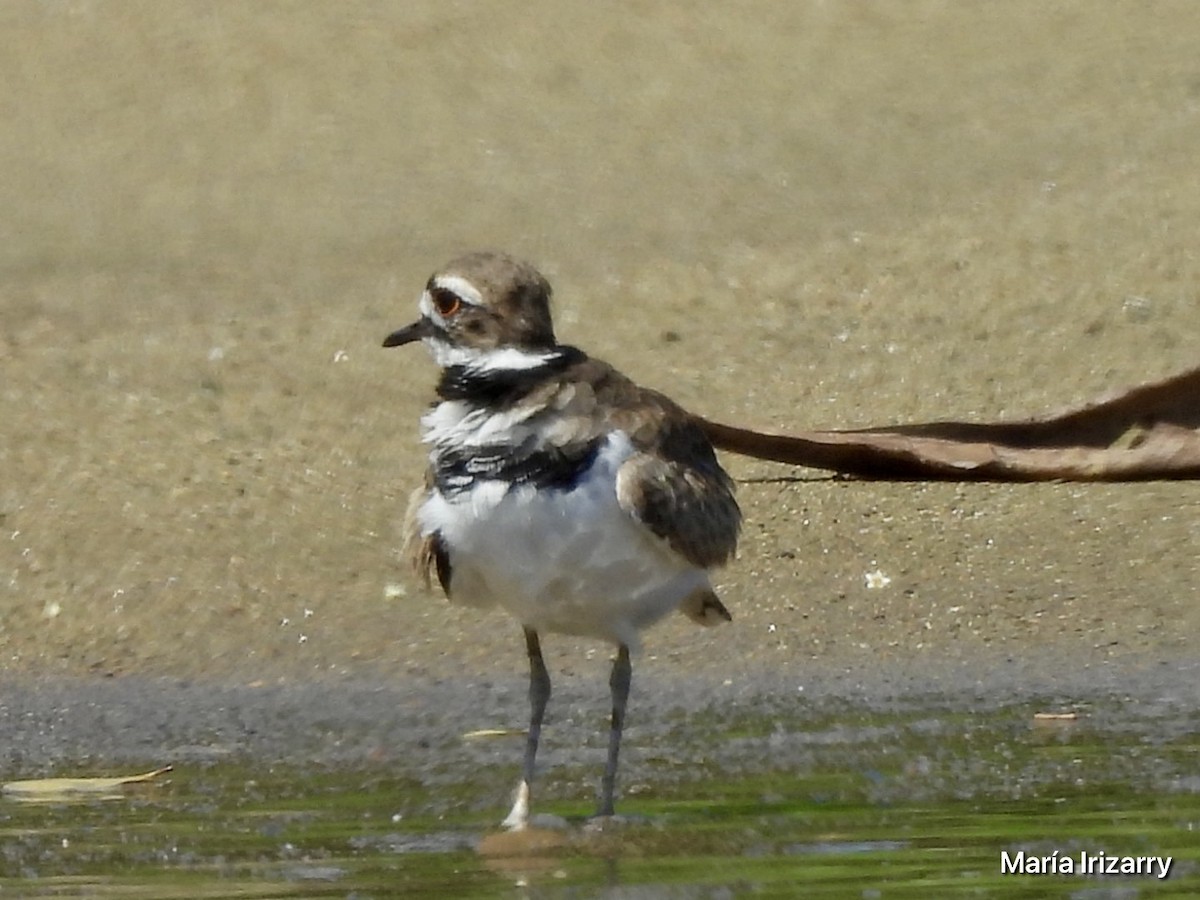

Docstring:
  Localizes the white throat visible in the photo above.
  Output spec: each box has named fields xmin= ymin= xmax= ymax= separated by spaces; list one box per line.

xmin=425 ymin=339 xmax=562 ymax=373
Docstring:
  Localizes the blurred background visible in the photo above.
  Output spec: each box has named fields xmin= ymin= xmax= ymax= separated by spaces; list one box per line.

xmin=1 ymin=1 xmax=1197 ymax=682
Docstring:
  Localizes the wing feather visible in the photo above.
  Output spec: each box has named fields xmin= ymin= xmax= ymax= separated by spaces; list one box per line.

xmin=614 ymin=417 xmax=740 ymax=569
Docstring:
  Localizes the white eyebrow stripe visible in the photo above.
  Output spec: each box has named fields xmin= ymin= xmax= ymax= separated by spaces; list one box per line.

xmin=431 ymin=274 xmax=485 ymax=306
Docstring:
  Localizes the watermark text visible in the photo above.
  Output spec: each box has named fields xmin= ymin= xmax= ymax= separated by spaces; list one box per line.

xmin=1001 ymin=849 xmax=1172 ymax=880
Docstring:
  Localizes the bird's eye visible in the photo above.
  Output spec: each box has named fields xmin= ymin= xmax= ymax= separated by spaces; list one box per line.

xmin=431 ymin=288 xmax=462 ymax=318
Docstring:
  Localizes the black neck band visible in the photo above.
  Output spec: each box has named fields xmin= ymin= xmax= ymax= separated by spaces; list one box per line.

xmin=436 ymin=346 xmax=585 ymax=406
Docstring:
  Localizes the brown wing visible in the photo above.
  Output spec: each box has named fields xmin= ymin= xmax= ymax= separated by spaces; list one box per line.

xmin=613 ymin=405 xmax=741 ymax=570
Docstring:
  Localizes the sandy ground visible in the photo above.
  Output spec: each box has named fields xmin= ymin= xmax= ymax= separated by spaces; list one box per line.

xmin=1 ymin=3 xmax=1198 ymax=760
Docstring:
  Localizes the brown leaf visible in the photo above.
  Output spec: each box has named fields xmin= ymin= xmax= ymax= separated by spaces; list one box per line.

xmin=699 ymin=365 xmax=1200 ymax=481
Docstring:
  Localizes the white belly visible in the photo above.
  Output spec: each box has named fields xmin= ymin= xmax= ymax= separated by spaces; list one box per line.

xmin=418 ymin=433 xmax=709 ymax=647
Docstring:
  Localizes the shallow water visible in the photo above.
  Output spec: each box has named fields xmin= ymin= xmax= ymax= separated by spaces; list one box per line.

xmin=2 ymin=701 xmax=1196 ymax=898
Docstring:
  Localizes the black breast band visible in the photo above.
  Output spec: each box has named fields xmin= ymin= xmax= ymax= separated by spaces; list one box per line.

xmin=434 ymin=436 xmax=604 ymax=495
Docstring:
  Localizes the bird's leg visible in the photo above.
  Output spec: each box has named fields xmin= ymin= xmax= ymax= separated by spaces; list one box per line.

xmin=502 ymin=626 xmax=551 ymax=830
xmin=597 ymin=643 xmax=632 ymax=818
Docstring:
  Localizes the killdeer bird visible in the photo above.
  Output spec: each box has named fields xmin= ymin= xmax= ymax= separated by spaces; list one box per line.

xmin=383 ymin=251 xmax=740 ymax=829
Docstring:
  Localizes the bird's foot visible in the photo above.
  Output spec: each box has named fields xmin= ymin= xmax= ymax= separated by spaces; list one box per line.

xmin=500 ymin=779 xmax=532 ymax=831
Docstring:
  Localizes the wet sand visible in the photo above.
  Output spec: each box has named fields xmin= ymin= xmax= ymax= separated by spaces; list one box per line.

xmin=1 ymin=3 xmax=1198 ymax=765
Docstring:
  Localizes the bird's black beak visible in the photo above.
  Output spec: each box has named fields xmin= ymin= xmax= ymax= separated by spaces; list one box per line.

xmin=382 ymin=317 xmax=437 ymax=348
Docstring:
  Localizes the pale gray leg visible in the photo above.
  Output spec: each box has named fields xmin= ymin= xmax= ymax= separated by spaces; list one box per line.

xmin=502 ymin=626 xmax=551 ymax=830
xmin=597 ymin=644 xmax=632 ymax=818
